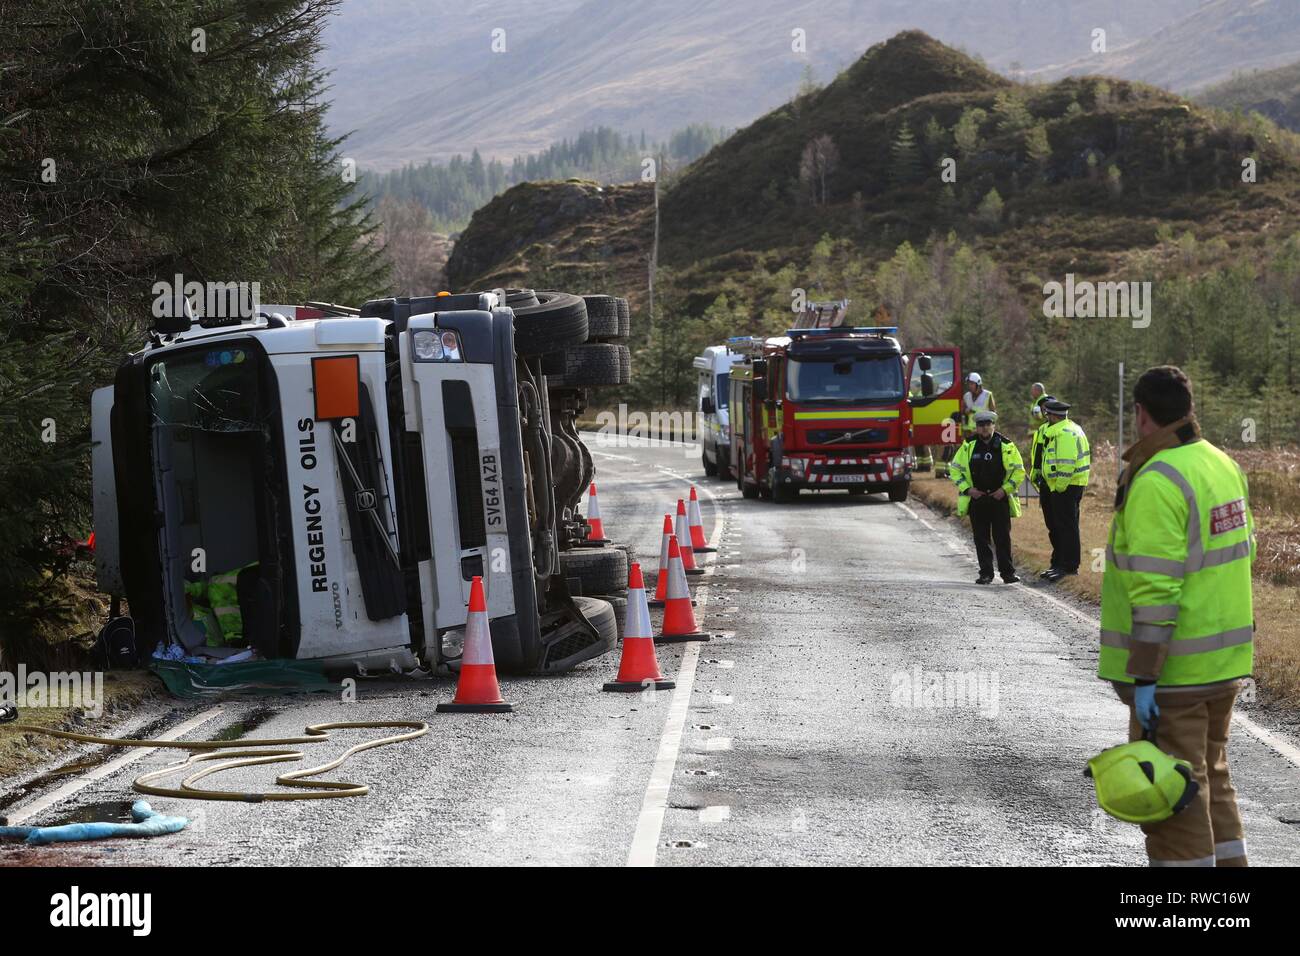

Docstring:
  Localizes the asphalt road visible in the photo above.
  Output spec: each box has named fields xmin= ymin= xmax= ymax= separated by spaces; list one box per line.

xmin=3 ymin=435 xmax=1299 ymax=866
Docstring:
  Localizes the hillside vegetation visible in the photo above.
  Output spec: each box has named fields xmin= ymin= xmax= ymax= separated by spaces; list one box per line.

xmin=450 ymin=32 xmax=1300 ymax=444
xmin=1200 ymin=61 xmax=1300 ymax=133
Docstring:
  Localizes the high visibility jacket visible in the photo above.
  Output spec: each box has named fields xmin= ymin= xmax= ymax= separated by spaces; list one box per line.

xmin=1029 ymin=394 xmax=1047 ymax=429
xmin=1028 ymin=420 xmax=1049 ymax=485
xmin=1040 ymin=418 xmax=1090 ymax=492
xmin=184 ymin=565 xmax=252 ymax=646
xmin=1099 ymin=439 xmax=1254 ymax=686
xmin=961 ymin=389 xmax=994 ymax=433
xmin=949 ymin=433 xmax=1025 ymax=518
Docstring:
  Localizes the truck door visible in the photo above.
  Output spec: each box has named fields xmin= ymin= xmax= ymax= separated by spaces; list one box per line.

xmin=906 ymin=348 xmax=961 ymax=447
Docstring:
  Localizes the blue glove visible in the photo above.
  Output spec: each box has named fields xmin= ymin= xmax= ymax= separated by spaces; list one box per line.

xmin=1134 ymin=683 xmax=1159 ymax=734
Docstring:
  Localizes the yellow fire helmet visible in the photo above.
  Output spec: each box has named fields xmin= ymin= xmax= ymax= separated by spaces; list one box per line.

xmin=1085 ymin=739 xmax=1200 ymax=824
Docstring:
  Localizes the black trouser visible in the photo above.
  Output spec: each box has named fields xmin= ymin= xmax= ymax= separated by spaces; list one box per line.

xmin=969 ymin=495 xmax=1014 ymax=579
xmin=1037 ymin=483 xmax=1056 ymax=559
xmin=1045 ymin=485 xmax=1084 ymax=572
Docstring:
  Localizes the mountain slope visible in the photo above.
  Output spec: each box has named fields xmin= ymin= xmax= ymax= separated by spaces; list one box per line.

xmin=1038 ymin=0 xmax=1300 ymax=94
xmin=448 ymin=31 xmax=1300 ymax=314
xmin=326 ymin=0 xmax=1206 ymax=169
xmin=1199 ymin=60 xmax=1300 ymax=131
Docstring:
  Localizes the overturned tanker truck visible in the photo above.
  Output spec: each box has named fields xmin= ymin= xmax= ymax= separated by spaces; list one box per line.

xmin=90 ymin=288 xmax=633 ymax=676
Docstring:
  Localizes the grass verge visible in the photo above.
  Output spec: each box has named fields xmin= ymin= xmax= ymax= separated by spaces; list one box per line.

xmin=909 ymin=442 xmax=1300 ymax=708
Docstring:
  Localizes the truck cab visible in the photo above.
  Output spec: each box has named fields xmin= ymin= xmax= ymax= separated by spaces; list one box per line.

xmin=91 ymin=291 xmax=619 ymax=677
xmin=693 ymin=345 xmax=744 ymax=480
xmin=728 ymin=327 xmax=961 ymax=504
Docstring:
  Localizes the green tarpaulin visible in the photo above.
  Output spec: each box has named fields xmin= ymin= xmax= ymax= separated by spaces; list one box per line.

xmin=149 ymin=659 xmax=336 ymax=698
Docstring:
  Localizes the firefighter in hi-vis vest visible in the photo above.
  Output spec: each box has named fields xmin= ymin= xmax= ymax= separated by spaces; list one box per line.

xmin=1100 ymin=365 xmax=1255 ymax=867
xmin=184 ymin=565 xmax=254 ymax=647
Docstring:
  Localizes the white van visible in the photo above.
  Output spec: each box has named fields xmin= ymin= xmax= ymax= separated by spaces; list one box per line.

xmin=693 ymin=345 xmax=744 ymax=479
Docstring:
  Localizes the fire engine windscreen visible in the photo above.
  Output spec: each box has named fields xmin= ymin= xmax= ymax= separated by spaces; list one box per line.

xmin=786 ymin=354 xmax=904 ymax=403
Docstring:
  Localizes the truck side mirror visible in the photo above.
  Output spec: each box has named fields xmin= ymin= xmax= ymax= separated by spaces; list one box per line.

xmin=701 ymin=396 xmax=716 ymax=415
xmin=921 ymin=372 xmax=935 ymax=397
xmin=918 ymin=354 xmax=933 ymax=372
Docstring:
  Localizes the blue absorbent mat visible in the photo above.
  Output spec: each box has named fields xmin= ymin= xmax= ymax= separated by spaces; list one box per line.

xmin=0 ymin=801 xmax=187 ymax=845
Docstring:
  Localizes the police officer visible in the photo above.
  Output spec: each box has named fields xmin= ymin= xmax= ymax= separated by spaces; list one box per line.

xmin=1028 ymin=382 xmax=1048 ymax=431
xmin=1100 ymin=366 xmax=1254 ymax=867
xmin=949 ymin=410 xmax=1024 ymax=585
xmin=1039 ymin=398 xmax=1090 ymax=582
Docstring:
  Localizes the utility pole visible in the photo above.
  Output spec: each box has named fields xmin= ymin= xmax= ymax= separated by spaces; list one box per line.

xmin=1118 ymin=360 xmax=1125 ymax=471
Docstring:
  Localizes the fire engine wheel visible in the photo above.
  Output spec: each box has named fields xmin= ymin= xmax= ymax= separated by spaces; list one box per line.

xmin=511 ymin=291 xmax=589 ymax=355
xmin=888 ymin=481 xmax=910 ymax=503
xmin=559 ymin=546 xmax=628 ymax=596
xmin=582 ymin=295 xmax=624 ymax=341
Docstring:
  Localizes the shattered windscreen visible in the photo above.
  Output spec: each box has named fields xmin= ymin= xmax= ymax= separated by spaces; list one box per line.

xmin=147 ymin=343 xmax=282 ymax=656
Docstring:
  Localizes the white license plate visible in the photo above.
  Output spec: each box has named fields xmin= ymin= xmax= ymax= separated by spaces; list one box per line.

xmin=832 ymin=474 xmax=866 ymax=484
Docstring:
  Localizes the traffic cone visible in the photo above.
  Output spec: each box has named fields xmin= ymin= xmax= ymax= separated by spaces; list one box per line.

xmin=649 ymin=514 xmax=673 ymax=608
xmin=675 ymin=499 xmax=704 ymax=576
xmin=437 ymin=576 xmax=514 ymax=713
xmin=656 ymin=536 xmax=711 ymax=644
xmin=687 ymin=486 xmax=714 ymax=553
xmin=585 ymin=483 xmax=610 ymax=544
xmin=603 ymin=563 xmax=675 ymax=692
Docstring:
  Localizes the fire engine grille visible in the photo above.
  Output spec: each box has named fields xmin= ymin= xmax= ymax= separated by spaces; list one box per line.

xmin=809 ymin=461 xmax=889 ymax=475
xmin=807 ymin=428 xmax=889 ymax=445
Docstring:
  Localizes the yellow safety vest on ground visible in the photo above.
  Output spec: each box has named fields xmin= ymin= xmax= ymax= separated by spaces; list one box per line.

xmin=1099 ymin=439 xmax=1254 ymax=686
xmin=949 ymin=434 xmax=1025 ymax=518
xmin=1041 ymin=419 xmax=1090 ymax=492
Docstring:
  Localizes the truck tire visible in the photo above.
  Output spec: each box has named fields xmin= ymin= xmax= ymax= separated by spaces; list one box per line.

xmin=888 ymin=481 xmax=910 ymax=502
xmin=554 ymin=343 xmax=622 ymax=387
xmin=512 ymin=291 xmax=588 ymax=355
xmin=504 ymin=288 xmax=540 ymax=310
xmin=703 ymin=447 xmax=717 ymax=477
xmin=559 ymin=546 xmax=628 ymax=596
xmin=615 ymin=297 xmax=631 ymax=337
xmin=590 ymin=590 xmax=628 ymax=633
xmin=573 ymin=596 xmax=618 ymax=654
xmin=582 ymin=295 xmax=623 ymax=340
xmin=718 ymin=448 xmax=733 ymax=481
xmin=616 ymin=344 xmax=631 ymax=384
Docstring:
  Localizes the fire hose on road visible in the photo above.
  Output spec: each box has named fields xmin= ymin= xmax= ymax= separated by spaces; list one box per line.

xmin=10 ymin=720 xmax=429 ymax=802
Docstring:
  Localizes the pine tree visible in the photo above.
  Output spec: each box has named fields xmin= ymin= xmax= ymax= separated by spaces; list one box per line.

xmin=890 ymin=124 xmax=922 ymax=186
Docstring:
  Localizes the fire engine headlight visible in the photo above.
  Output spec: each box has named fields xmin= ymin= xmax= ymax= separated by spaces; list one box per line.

xmin=786 ymin=457 xmax=806 ymax=477
xmin=413 ymin=329 xmax=463 ymax=362
xmin=892 ymin=456 xmax=906 ymax=472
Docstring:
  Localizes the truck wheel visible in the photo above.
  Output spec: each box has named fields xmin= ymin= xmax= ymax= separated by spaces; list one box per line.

xmin=702 ymin=447 xmax=717 ymax=477
xmin=590 ymin=591 xmax=628 ymax=633
xmin=582 ymin=295 xmax=623 ymax=341
xmin=616 ymin=344 xmax=631 ymax=384
xmin=512 ymin=291 xmax=588 ymax=355
xmin=553 ymin=343 xmax=622 ymax=387
xmin=615 ymin=297 xmax=631 ymax=337
xmin=573 ymin=596 xmax=618 ymax=654
xmin=718 ymin=449 xmax=733 ymax=481
xmin=559 ymin=546 xmax=628 ymax=596
xmin=504 ymin=288 xmax=540 ymax=310
xmin=888 ymin=481 xmax=910 ymax=503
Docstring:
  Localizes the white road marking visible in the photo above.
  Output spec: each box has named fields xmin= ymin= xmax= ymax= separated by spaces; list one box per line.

xmin=703 ymin=737 xmax=733 ymax=751
xmin=712 ymin=695 xmax=734 ymax=704
xmin=627 ymin=640 xmax=703 ymax=867
xmin=626 ymin=472 xmax=727 ymax=866
xmin=699 ymin=806 xmax=731 ymax=823
xmin=4 ymin=705 xmax=227 ymax=826
xmin=896 ymin=497 xmax=1300 ymax=772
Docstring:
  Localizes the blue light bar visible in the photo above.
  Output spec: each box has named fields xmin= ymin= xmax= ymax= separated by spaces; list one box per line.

xmin=785 ymin=326 xmax=898 ymax=338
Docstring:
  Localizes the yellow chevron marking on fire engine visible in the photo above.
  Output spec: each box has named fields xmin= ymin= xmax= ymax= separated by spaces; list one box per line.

xmin=911 ymin=398 xmax=959 ymax=426
xmin=793 ymin=410 xmax=899 ymax=420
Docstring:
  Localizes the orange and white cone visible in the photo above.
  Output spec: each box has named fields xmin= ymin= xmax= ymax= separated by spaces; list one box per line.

xmin=688 ymin=486 xmax=714 ymax=553
xmin=603 ymin=563 xmax=675 ymax=692
xmin=437 ymin=576 xmax=514 ymax=713
xmin=675 ymin=499 xmax=704 ymax=576
xmin=656 ymin=535 xmax=711 ymax=644
xmin=585 ymin=482 xmax=610 ymax=544
xmin=649 ymin=514 xmax=674 ymax=608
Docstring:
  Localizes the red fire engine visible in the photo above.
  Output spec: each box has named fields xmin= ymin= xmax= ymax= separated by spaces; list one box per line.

xmin=727 ymin=326 xmax=962 ymax=503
